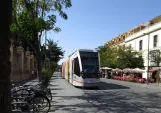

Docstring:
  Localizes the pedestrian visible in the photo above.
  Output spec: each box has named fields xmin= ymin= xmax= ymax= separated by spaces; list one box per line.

xmin=31 ymin=70 xmax=34 ymax=79
xmin=34 ymin=69 xmax=37 ymax=78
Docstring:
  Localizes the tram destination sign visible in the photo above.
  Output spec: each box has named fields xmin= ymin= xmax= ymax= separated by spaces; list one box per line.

xmin=80 ymin=51 xmax=98 ymax=57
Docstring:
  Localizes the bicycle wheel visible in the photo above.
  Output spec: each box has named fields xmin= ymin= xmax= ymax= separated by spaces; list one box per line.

xmin=45 ymin=88 xmax=52 ymax=101
xmin=37 ymin=85 xmax=52 ymax=101
xmin=31 ymin=95 xmax=51 ymax=113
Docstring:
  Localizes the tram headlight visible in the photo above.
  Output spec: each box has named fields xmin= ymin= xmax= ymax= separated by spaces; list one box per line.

xmin=81 ymin=71 xmax=85 ymax=79
xmin=81 ymin=71 xmax=84 ymax=75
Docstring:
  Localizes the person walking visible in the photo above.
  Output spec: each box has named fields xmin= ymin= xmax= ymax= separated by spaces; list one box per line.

xmin=31 ymin=70 xmax=34 ymax=79
xmin=34 ymin=69 xmax=37 ymax=78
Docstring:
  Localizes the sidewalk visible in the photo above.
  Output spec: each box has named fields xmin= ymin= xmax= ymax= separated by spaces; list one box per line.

xmin=142 ymin=82 xmax=161 ymax=89
xmin=14 ymin=78 xmax=39 ymax=86
xmin=23 ymin=78 xmax=39 ymax=86
xmin=102 ymin=78 xmax=161 ymax=90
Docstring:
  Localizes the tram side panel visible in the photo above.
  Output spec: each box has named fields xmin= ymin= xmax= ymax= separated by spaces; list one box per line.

xmin=69 ymin=57 xmax=73 ymax=84
xmin=66 ymin=58 xmax=70 ymax=81
xmin=62 ymin=62 xmax=65 ymax=79
xmin=63 ymin=59 xmax=68 ymax=81
xmin=61 ymin=63 xmax=64 ymax=78
xmin=72 ymin=55 xmax=84 ymax=87
xmin=67 ymin=58 xmax=70 ymax=82
xmin=65 ymin=60 xmax=68 ymax=81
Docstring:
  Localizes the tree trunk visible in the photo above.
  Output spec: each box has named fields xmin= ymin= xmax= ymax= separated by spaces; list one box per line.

xmin=37 ymin=44 xmax=42 ymax=81
xmin=156 ymin=69 xmax=160 ymax=86
xmin=0 ymin=0 xmax=12 ymax=113
xmin=34 ymin=32 xmax=42 ymax=81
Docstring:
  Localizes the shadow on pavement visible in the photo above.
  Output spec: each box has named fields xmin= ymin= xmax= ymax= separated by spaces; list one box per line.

xmin=50 ymin=77 xmax=63 ymax=80
xmin=50 ymin=91 xmax=161 ymax=113
xmin=98 ymin=81 xmax=130 ymax=90
xmin=48 ymin=85 xmax=59 ymax=87
xmin=50 ymin=88 xmax=64 ymax=90
xmin=49 ymin=73 xmax=161 ymax=113
xmin=76 ymin=81 xmax=130 ymax=90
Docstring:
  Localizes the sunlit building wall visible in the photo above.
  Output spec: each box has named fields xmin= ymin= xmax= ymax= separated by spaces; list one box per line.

xmin=104 ymin=15 xmax=161 ymax=79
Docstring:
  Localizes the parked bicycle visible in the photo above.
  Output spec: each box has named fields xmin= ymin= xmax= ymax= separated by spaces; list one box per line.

xmin=11 ymin=81 xmax=52 ymax=113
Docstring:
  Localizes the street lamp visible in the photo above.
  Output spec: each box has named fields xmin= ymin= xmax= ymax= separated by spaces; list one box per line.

xmin=44 ymin=45 xmax=48 ymax=69
xmin=95 ymin=48 xmax=101 ymax=65
xmin=95 ymin=48 xmax=102 ymax=77
xmin=143 ymin=33 xmax=150 ymax=85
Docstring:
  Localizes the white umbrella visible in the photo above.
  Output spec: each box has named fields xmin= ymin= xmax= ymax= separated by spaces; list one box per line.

xmin=112 ymin=68 xmax=122 ymax=72
xmin=100 ymin=67 xmax=112 ymax=70
xmin=135 ymin=68 xmax=145 ymax=73
xmin=123 ymin=68 xmax=131 ymax=73
xmin=131 ymin=68 xmax=145 ymax=73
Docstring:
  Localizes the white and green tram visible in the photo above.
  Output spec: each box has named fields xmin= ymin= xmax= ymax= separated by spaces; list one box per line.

xmin=62 ymin=49 xmax=100 ymax=88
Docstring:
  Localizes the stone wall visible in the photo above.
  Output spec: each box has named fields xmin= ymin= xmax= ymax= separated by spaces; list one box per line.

xmin=10 ymin=43 xmax=36 ymax=82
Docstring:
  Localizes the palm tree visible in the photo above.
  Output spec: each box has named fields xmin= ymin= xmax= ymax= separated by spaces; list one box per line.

xmin=0 ymin=0 xmax=12 ymax=112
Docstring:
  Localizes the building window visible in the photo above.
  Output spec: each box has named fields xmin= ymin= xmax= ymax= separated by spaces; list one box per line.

xmin=153 ymin=35 xmax=158 ymax=47
xmin=139 ymin=40 xmax=142 ymax=51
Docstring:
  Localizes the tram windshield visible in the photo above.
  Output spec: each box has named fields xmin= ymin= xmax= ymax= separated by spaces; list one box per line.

xmin=80 ymin=52 xmax=99 ymax=74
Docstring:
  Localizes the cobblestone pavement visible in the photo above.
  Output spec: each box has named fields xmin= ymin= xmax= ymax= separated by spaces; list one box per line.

xmin=48 ymin=72 xmax=161 ymax=113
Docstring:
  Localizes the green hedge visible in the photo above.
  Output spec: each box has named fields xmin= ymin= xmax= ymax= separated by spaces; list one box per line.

xmin=41 ymin=61 xmax=57 ymax=86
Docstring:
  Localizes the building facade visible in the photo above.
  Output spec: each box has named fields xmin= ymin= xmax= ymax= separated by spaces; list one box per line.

xmin=105 ymin=15 xmax=161 ymax=79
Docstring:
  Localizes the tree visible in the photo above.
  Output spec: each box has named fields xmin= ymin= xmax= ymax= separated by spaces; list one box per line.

xmin=98 ymin=46 xmax=109 ymax=67
xmin=0 ymin=0 xmax=12 ymax=112
xmin=98 ymin=45 xmax=144 ymax=69
xmin=11 ymin=0 xmax=72 ymax=78
xmin=41 ymin=39 xmax=65 ymax=64
xmin=117 ymin=46 xmax=144 ymax=69
xmin=98 ymin=46 xmax=118 ymax=68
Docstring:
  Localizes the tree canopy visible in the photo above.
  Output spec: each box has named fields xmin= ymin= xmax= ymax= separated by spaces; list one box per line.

xmin=41 ymin=39 xmax=65 ymax=63
xmin=99 ymin=45 xmax=144 ymax=69
xmin=11 ymin=0 xmax=72 ymax=50
xmin=10 ymin=0 xmax=72 ymax=76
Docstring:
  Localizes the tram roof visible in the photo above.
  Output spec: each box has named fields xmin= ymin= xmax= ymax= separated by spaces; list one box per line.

xmin=69 ymin=49 xmax=96 ymax=57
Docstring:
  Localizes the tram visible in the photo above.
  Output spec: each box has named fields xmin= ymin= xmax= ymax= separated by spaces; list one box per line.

xmin=61 ymin=49 xmax=100 ymax=88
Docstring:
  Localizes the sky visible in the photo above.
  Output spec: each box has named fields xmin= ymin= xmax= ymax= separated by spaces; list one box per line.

xmin=44 ymin=0 xmax=161 ymax=65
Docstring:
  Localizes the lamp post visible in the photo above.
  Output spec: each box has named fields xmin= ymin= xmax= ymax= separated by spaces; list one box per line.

xmin=144 ymin=33 xmax=150 ymax=85
xmin=44 ymin=45 xmax=48 ymax=69
xmin=95 ymin=48 xmax=101 ymax=67
xmin=95 ymin=47 xmax=102 ymax=77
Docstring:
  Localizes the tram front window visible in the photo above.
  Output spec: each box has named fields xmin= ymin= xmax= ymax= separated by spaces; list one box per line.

xmin=81 ymin=57 xmax=99 ymax=75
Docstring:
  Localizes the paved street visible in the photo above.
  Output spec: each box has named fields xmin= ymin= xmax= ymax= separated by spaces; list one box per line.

xmin=48 ymin=72 xmax=161 ymax=113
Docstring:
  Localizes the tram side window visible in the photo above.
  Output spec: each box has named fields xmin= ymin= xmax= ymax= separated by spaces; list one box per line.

xmin=74 ymin=57 xmax=80 ymax=76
